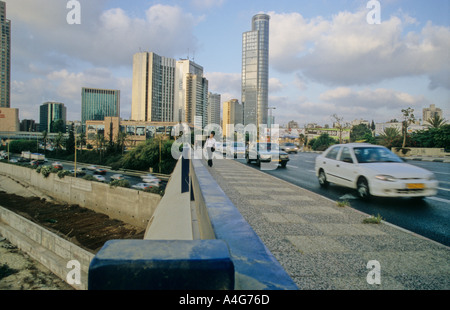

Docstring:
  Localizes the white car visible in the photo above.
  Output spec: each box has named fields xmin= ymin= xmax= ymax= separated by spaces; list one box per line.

xmin=93 ymin=175 xmax=106 ymax=182
xmin=132 ymin=183 xmax=156 ymax=191
xmin=315 ymin=143 xmax=439 ymax=199
xmin=111 ymin=174 xmax=125 ymax=181
xmin=140 ymin=174 xmax=161 ymax=184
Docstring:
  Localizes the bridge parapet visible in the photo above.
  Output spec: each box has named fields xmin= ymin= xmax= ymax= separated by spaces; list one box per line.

xmin=88 ymin=152 xmax=298 ymax=290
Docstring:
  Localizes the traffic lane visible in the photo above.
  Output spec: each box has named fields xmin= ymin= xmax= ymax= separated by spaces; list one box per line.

xmin=39 ymin=160 xmax=151 ymax=187
xmin=236 ymin=153 xmax=450 ymax=247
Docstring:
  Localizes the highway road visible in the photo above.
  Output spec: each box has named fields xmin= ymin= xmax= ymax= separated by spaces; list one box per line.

xmin=7 ymin=155 xmax=167 ymax=190
xmin=236 ymin=152 xmax=450 ymax=247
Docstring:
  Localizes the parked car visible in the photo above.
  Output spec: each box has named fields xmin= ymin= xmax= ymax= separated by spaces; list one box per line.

xmin=281 ymin=143 xmax=299 ymax=154
xmin=246 ymin=142 xmax=290 ymax=168
xmin=94 ymin=168 xmax=107 ymax=175
xmin=93 ymin=175 xmax=106 ymax=182
xmin=52 ymin=162 xmax=63 ymax=170
xmin=87 ymin=165 xmax=98 ymax=171
xmin=132 ymin=183 xmax=156 ymax=191
xmin=315 ymin=143 xmax=439 ymax=200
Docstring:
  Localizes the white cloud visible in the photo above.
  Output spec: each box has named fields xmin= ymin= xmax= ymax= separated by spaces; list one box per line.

xmin=268 ymin=10 xmax=450 ymax=89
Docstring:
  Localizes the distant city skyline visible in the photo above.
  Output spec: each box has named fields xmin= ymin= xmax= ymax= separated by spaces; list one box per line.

xmin=3 ymin=0 xmax=450 ymax=128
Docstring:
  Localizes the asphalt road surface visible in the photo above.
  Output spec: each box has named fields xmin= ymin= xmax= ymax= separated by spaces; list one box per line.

xmin=237 ymin=152 xmax=450 ymax=247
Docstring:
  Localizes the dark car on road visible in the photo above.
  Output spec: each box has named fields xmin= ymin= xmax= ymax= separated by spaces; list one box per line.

xmin=246 ymin=142 xmax=290 ymax=168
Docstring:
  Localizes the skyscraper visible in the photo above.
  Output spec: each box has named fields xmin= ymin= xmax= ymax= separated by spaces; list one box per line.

xmin=242 ymin=14 xmax=270 ymax=127
xmin=0 ymin=1 xmax=11 ymax=108
xmin=131 ymin=52 xmax=176 ymax=122
xmin=81 ymin=87 xmax=120 ymax=130
xmin=185 ymin=73 xmax=209 ymax=128
xmin=39 ymin=102 xmax=67 ymax=133
xmin=175 ymin=59 xmax=205 ymax=124
xmin=207 ymin=92 xmax=221 ymax=126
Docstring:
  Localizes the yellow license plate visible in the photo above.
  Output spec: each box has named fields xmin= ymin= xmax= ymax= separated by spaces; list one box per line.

xmin=407 ymin=183 xmax=425 ymax=189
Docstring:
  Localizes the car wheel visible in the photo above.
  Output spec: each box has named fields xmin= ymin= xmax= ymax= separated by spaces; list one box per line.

xmin=318 ymin=169 xmax=329 ymax=188
xmin=357 ymin=178 xmax=371 ymax=200
xmin=246 ymin=155 xmax=251 ymax=164
xmin=281 ymin=162 xmax=287 ymax=168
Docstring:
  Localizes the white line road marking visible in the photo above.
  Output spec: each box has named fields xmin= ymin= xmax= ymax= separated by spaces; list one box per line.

xmin=426 ymin=196 xmax=450 ymax=204
xmin=438 ymin=187 xmax=450 ymax=192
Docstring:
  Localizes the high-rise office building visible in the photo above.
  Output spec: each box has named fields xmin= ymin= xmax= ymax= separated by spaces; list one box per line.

xmin=0 ymin=1 xmax=11 ymax=108
xmin=131 ymin=52 xmax=176 ymax=122
xmin=175 ymin=59 xmax=205 ymax=124
xmin=222 ymin=99 xmax=243 ymax=136
xmin=206 ymin=92 xmax=221 ymax=126
xmin=185 ymin=73 xmax=209 ymax=128
xmin=242 ymin=14 xmax=270 ymax=127
xmin=39 ymin=102 xmax=67 ymax=133
xmin=81 ymin=87 xmax=120 ymax=130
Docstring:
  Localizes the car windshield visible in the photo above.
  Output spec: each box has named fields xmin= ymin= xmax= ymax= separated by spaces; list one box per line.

xmin=354 ymin=147 xmax=403 ymax=163
xmin=284 ymin=143 xmax=295 ymax=146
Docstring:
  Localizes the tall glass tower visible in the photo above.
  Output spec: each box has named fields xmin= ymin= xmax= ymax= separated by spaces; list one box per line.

xmin=242 ymin=14 xmax=270 ymax=127
xmin=81 ymin=87 xmax=120 ymax=131
xmin=0 ymin=1 xmax=11 ymax=108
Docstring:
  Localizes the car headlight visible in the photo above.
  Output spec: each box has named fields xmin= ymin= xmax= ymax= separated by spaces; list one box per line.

xmin=280 ymin=155 xmax=289 ymax=159
xmin=427 ymin=174 xmax=437 ymax=181
xmin=375 ymin=175 xmax=397 ymax=182
xmin=260 ymin=154 xmax=271 ymax=160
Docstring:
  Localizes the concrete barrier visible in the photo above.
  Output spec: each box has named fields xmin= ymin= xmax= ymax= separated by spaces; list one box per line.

xmin=0 ymin=162 xmax=161 ymax=229
xmin=0 ymin=206 xmax=94 ymax=290
xmin=190 ymin=159 xmax=298 ymax=290
xmin=88 ymin=156 xmax=298 ymax=290
xmin=392 ymin=147 xmax=449 ymax=157
xmin=88 ymin=239 xmax=234 ymax=290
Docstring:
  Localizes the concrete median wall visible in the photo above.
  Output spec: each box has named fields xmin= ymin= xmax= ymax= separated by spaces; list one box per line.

xmin=0 ymin=206 xmax=94 ymax=290
xmin=0 ymin=162 xmax=161 ymax=229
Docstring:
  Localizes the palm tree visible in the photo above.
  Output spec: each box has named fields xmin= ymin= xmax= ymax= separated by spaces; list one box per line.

xmin=379 ymin=127 xmax=401 ymax=148
xmin=54 ymin=132 xmax=65 ymax=152
xmin=78 ymin=132 xmax=86 ymax=154
xmin=41 ymin=131 xmax=48 ymax=154
xmin=116 ymin=131 xmax=128 ymax=154
xmin=425 ymin=115 xmax=447 ymax=129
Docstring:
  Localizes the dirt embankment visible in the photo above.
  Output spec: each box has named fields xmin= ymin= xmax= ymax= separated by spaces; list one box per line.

xmin=0 ymin=191 xmax=146 ymax=253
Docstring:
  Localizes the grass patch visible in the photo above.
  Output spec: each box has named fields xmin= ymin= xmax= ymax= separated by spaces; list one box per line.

xmin=363 ymin=214 xmax=383 ymax=224
xmin=337 ymin=200 xmax=350 ymax=208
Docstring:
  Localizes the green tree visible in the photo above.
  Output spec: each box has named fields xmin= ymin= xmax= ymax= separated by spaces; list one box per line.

xmin=312 ymin=133 xmax=336 ymax=151
xmin=65 ymin=124 xmax=75 ymax=155
xmin=350 ymin=124 xmax=372 ymax=142
xmin=51 ymin=119 xmax=66 ymax=133
xmin=379 ymin=127 xmax=401 ymax=149
xmin=54 ymin=132 xmax=65 ymax=153
xmin=401 ymin=107 xmax=415 ymax=148
xmin=41 ymin=131 xmax=48 ymax=154
xmin=425 ymin=114 xmax=447 ymax=129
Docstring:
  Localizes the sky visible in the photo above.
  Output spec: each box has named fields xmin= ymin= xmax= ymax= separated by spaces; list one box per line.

xmin=4 ymin=0 xmax=450 ymax=127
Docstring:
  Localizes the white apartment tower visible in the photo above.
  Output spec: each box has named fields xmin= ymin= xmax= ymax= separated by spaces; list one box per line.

xmin=131 ymin=52 xmax=176 ymax=122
